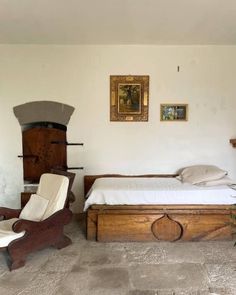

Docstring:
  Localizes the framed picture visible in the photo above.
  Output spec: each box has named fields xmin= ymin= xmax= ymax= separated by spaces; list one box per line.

xmin=160 ymin=104 xmax=188 ymax=121
xmin=110 ymin=75 xmax=149 ymax=122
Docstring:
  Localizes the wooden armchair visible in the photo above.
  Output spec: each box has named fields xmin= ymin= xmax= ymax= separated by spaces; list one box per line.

xmin=0 ymin=173 xmax=73 ymax=270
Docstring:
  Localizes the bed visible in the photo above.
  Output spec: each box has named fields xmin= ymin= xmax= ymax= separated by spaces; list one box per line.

xmin=84 ymin=174 xmax=236 ymax=242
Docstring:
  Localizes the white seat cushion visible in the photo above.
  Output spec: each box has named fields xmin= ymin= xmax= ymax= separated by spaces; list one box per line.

xmin=19 ymin=194 xmax=49 ymax=221
xmin=0 ymin=218 xmax=25 ymax=248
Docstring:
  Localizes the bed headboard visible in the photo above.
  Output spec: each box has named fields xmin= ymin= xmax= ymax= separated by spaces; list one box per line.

xmin=84 ymin=173 xmax=178 ymax=197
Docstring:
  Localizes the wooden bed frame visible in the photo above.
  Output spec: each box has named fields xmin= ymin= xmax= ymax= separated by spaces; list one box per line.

xmin=85 ymin=174 xmax=236 ymax=242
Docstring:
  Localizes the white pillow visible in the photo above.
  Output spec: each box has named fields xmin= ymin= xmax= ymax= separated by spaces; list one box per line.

xmin=19 ymin=194 xmax=49 ymax=221
xmin=177 ymin=165 xmax=227 ymax=185
xmin=196 ymin=176 xmax=235 ymax=187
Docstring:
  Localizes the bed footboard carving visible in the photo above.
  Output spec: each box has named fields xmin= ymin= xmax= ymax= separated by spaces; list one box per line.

xmin=151 ymin=214 xmax=183 ymax=242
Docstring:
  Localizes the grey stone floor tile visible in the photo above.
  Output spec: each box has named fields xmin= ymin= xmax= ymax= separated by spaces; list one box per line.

xmin=58 ymin=237 xmax=87 ymax=256
xmin=41 ymin=253 xmax=79 ymax=273
xmin=129 ymin=263 xmax=209 ymax=290
xmin=89 ymin=289 xmax=128 ymax=295
xmin=18 ymin=272 xmax=67 ymax=295
xmin=166 ymin=291 xmax=208 ymax=295
xmin=205 ymin=263 xmax=236 ymax=290
xmin=0 ymin=287 xmax=21 ymax=295
xmin=228 ymin=288 xmax=236 ymax=295
xmin=129 ymin=289 xmax=233 ymax=295
xmin=0 ymin=270 xmax=37 ymax=294
xmin=208 ymin=286 xmax=235 ymax=295
xmin=128 ymin=290 xmax=158 ymax=295
xmin=197 ymin=241 xmax=236 ymax=264
xmin=129 ymin=290 xmax=212 ymax=295
xmin=161 ymin=242 xmax=205 ymax=264
xmin=16 ymin=248 xmax=56 ymax=273
xmin=88 ymin=267 xmax=130 ymax=290
xmin=53 ymin=266 xmax=89 ymax=295
xmin=156 ymin=291 xmax=182 ymax=295
xmin=124 ymin=243 xmax=165 ymax=265
xmin=78 ymin=243 xmax=124 ymax=266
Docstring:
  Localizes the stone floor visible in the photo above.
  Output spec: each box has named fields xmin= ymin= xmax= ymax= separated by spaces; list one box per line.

xmin=0 ymin=217 xmax=236 ymax=295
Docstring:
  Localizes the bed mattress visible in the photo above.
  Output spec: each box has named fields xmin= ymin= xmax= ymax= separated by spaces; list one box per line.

xmin=84 ymin=177 xmax=236 ymax=210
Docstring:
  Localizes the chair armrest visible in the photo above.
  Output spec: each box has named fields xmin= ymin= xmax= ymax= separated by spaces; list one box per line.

xmin=12 ymin=208 xmax=72 ymax=233
xmin=0 ymin=207 xmax=21 ymax=219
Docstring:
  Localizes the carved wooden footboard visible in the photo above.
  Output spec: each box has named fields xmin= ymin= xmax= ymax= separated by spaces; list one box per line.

xmin=85 ymin=175 xmax=236 ymax=242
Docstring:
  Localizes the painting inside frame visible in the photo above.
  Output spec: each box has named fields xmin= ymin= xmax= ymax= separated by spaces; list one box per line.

xmin=160 ymin=104 xmax=188 ymax=121
xmin=110 ymin=75 xmax=149 ymax=122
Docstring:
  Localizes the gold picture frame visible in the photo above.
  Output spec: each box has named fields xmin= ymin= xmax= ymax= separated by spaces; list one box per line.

xmin=110 ymin=75 xmax=149 ymax=122
xmin=160 ymin=104 xmax=188 ymax=121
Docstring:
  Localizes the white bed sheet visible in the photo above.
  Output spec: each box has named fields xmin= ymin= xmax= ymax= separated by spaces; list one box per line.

xmin=84 ymin=177 xmax=236 ymax=211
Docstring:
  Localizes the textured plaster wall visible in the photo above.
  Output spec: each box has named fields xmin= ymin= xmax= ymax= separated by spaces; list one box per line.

xmin=0 ymin=45 xmax=236 ymax=212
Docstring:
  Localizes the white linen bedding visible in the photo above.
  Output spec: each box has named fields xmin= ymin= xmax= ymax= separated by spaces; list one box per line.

xmin=84 ymin=177 xmax=236 ymax=211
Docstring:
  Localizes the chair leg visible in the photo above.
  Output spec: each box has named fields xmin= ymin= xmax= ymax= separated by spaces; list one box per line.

xmin=9 ymin=258 xmax=26 ymax=271
xmin=7 ymin=245 xmax=27 ymax=271
xmin=54 ymin=234 xmax=72 ymax=249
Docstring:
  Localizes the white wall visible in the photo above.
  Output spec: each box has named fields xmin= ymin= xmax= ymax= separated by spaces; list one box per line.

xmin=0 ymin=45 xmax=236 ymax=212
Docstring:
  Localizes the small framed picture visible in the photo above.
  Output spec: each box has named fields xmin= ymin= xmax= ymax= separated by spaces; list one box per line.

xmin=160 ymin=104 xmax=188 ymax=121
xmin=110 ymin=75 xmax=149 ymax=122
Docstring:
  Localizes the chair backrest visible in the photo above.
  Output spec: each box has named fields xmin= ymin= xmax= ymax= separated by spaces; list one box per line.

xmin=36 ymin=173 xmax=69 ymax=220
xmin=50 ymin=169 xmax=75 ymax=203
